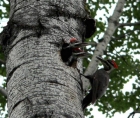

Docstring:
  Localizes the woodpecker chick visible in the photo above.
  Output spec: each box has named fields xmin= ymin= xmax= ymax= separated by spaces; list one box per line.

xmin=82 ymin=56 xmax=118 ymax=110
xmin=61 ymin=38 xmax=90 ymax=66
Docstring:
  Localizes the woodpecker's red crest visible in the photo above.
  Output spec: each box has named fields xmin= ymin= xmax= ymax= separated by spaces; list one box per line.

xmin=96 ymin=56 xmax=118 ymax=71
xmin=110 ymin=60 xmax=118 ymax=69
xmin=70 ymin=38 xmax=77 ymax=43
xmin=70 ymin=38 xmax=83 ymax=52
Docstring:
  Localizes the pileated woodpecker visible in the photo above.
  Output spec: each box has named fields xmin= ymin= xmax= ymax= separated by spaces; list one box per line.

xmin=61 ymin=38 xmax=91 ymax=66
xmin=82 ymin=56 xmax=118 ymax=110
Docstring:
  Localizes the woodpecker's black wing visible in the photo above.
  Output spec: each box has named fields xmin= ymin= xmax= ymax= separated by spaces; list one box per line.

xmin=94 ymin=69 xmax=109 ymax=100
xmin=91 ymin=72 xmax=99 ymax=104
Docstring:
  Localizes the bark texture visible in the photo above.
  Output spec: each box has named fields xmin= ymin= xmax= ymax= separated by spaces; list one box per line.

xmin=5 ymin=0 xmax=88 ymax=118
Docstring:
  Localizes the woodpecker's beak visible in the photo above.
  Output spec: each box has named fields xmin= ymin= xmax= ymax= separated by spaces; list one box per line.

xmin=73 ymin=52 xmax=91 ymax=58
xmin=64 ymin=42 xmax=96 ymax=49
xmin=96 ymin=56 xmax=106 ymax=63
xmin=96 ymin=56 xmax=108 ymax=68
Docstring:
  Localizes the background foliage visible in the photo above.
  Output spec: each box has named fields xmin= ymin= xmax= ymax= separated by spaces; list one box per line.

xmin=84 ymin=0 xmax=140 ymax=118
xmin=0 ymin=0 xmax=140 ymax=118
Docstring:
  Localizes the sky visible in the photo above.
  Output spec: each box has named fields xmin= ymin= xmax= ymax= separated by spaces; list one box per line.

xmin=0 ymin=0 xmax=140 ymax=118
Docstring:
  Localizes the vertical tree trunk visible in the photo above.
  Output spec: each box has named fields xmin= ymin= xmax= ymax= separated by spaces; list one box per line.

xmin=4 ymin=0 xmax=88 ymax=118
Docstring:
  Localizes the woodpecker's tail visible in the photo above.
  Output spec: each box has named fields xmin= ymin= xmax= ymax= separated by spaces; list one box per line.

xmin=82 ymin=89 xmax=92 ymax=110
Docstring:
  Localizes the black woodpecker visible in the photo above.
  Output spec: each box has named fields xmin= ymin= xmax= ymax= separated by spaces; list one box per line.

xmin=82 ymin=56 xmax=118 ymax=110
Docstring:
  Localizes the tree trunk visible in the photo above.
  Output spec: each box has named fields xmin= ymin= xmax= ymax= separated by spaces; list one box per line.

xmin=5 ymin=0 xmax=87 ymax=118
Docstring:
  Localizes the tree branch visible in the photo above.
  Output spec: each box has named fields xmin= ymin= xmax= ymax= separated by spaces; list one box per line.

xmin=118 ymin=21 xmax=140 ymax=27
xmin=0 ymin=86 xmax=7 ymax=98
xmin=128 ymin=107 xmax=140 ymax=118
xmin=128 ymin=111 xmax=140 ymax=118
xmin=0 ymin=58 xmax=6 ymax=65
xmin=82 ymin=0 xmax=126 ymax=91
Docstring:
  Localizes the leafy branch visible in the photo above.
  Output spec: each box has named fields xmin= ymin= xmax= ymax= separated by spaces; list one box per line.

xmin=118 ymin=21 xmax=140 ymax=27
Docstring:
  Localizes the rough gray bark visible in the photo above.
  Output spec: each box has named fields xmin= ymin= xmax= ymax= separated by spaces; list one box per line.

xmin=4 ymin=0 xmax=88 ymax=118
xmin=83 ymin=0 xmax=126 ymax=91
